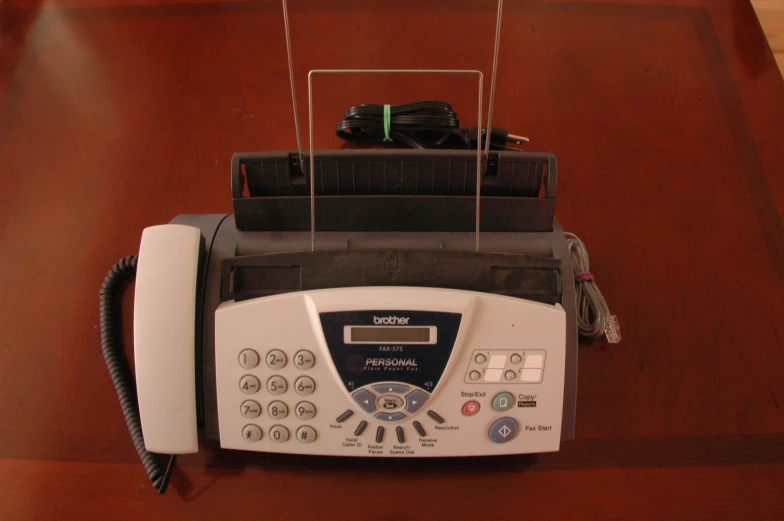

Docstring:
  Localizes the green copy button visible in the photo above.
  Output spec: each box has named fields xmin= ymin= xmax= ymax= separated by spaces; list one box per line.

xmin=492 ymin=392 xmax=515 ymax=412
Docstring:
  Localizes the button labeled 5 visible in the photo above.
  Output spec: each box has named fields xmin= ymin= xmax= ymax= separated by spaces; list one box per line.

xmin=267 ymin=375 xmax=287 ymax=395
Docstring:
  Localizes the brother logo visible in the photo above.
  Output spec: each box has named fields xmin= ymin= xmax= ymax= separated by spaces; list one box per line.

xmin=373 ymin=315 xmax=410 ymax=325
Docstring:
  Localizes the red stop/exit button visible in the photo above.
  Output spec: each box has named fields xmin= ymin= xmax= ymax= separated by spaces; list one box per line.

xmin=462 ymin=400 xmax=481 ymax=416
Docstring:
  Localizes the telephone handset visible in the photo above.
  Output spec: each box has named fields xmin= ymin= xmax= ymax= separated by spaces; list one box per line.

xmin=100 ymin=224 xmax=201 ymax=494
xmin=134 ymin=224 xmax=200 ymax=453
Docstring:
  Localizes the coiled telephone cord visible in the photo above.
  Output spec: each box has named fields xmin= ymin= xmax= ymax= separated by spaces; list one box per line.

xmin=100 ymin=256 xmax=176 ymax=494
xmin=564 ymin=233 xmax=620 ymax=343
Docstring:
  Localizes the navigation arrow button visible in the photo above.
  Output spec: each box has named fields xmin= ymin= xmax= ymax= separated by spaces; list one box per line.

xmin=404 ymin=389 xmax=429 ymax=414
xmin=351 ymin=388 xmax=377 ymax=413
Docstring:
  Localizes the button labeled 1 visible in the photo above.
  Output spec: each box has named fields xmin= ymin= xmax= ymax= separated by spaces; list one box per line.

xmin=239 ymin=349 xmax=259 ymax=369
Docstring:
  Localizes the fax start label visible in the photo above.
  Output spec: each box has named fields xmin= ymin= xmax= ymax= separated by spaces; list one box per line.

xmin=525 ymin=425 xmax=553 ymax=432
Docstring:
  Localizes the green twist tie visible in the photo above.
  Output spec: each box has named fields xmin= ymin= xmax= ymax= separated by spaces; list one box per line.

xmin=383 ymin=104 xmax=392 ymax=142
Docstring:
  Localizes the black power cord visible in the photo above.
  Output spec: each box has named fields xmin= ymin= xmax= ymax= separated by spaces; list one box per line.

xmin=100 ymin=256 xmax=176 ymax=494
xmin=336 ymin=100 xmax=527 ymax=150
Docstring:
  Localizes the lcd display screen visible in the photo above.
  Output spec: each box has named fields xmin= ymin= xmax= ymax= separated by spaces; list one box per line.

xmin=347 ymin=326 xmax=433 ymax=344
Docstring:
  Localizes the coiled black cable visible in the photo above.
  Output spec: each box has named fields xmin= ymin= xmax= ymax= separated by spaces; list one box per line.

xmin=100 ymin=256 xmax=175 ymax=494
xmin=337 ymin=101 xmax=463 ymax=149
xmin=335 ymin=100 xmax=527 ymax=150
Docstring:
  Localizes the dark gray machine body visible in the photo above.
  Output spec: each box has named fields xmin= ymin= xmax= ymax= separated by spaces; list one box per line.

xmin=172 ymin=149 xmax=578 ymax=444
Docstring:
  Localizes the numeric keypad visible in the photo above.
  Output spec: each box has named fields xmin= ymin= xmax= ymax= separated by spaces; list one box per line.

xmin=236 ymin=348 xmax=318 ymax=444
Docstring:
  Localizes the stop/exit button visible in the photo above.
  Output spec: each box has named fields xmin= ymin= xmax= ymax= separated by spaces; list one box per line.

xmin=461 ymin=400 xmax=481 ymax=416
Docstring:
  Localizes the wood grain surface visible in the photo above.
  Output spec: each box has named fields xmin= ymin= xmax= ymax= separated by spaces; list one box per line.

xmin=1 ymin=0 xmax=783 ymax=519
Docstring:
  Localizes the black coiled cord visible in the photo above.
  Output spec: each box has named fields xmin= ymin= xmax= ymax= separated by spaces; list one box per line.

xmin=336 ymin=100 xmax=528 ymax=150
xmin=100 ymin=256 xmax=176 ymax=494
xmin=336 ymin=101 xmax=468 ymax=149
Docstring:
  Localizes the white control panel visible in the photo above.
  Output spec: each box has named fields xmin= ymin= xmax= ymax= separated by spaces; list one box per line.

xmin=215 ymin=286 xmax=565 ymax=457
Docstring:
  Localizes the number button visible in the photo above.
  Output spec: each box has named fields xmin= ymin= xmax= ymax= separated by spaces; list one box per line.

xmin=238 ymin=349 xmax=259 ymax=369
xmin=296 ymin=426 xmax=317 ymax=444
xmin=269 ymin=425 xmax=290 ymax=443
xmin=268 ymin=400 xmax=289 ymax=419
xmin=241 ymin=400 xmax=262 ymax=418
xmin=242 ymin=424 xmax=262 ymax=442
xmin=266 ymin=349 xmax=287 ymax=369
xmin=294 ymin=350 xmax=315 ymax=370
xmin=239 ymin=375 xmax=260 ymax=395
xmin=267 ymin=375 xmax=288 ymax=395
xmin=294 ymin=376 xmax=316 ymax=395
xmin=295 ymin=401 xmax=316 ymax=420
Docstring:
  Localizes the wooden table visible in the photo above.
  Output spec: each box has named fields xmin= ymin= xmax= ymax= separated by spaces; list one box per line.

xmin=2 ymin=0 xmax=784 ymax=518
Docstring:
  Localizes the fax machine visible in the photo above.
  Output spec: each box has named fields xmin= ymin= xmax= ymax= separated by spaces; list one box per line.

xmin=101 ymin=149 xmax=578 ymax=491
